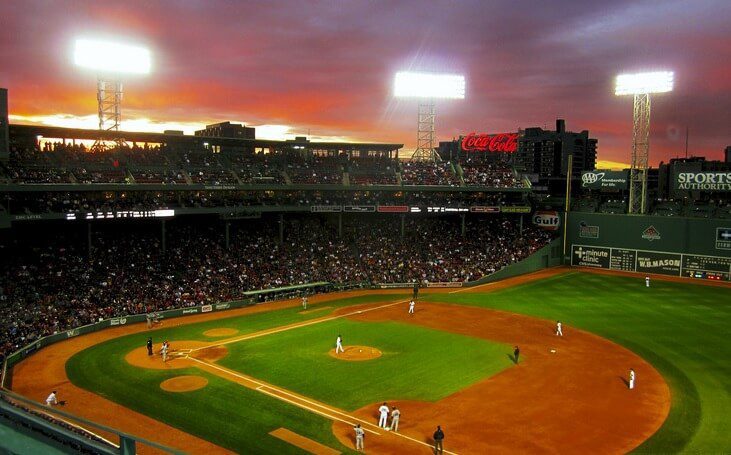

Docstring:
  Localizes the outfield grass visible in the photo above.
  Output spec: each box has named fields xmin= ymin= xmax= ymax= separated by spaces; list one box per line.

xmin=424 ymin=272 xmax=731 ymax=453
xmin=218 ymin=319 xmax=512 ymax=410
xmin=67 ymin=292 xmax=508 ymax=453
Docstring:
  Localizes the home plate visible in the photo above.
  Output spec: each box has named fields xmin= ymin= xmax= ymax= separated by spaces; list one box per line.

xmin=550 ymin=349 xmax=557 ymax=353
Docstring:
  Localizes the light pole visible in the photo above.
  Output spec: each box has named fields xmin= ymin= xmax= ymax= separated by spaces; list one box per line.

xmin=394 ymin=72 xmax=465 ymax=161
xmin=74 ymin=38 xmax=151 ymax=149
xmin=615 ymin=71 xmax=674 ymax=214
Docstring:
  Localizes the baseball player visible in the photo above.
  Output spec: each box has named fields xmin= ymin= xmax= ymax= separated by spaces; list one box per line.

xmin=408 ymin=299 xmax=415 ymax=315
xmin=378 ymin=402 xmax=390 ymax=428
xmin=354 ymin=424 xmax=365 ymax=451
xmin=390 ymin=407 xmax=400 ymax=432
xmin=146 ymin=337 xmax=153 ymax=356
xmin=161 ymin=341 xmax=169 ymax=362
xmin=302 ymin=295 xmax=308 ymax=310
xmin=629 ymin=368 xmax=636 ymax=389
xmin=556 ymin=320 xmax=563 ymax=336
xmin=335 ymin=335 xmax=344 ymax=354
xmin=513 ymin=346 xmax=520 ymax=364
xmin=146 ymin=313 xmax=152 ymax=329
xmin=645 ymin=276 xmax=650 ymax=287
xmin=45 ymin=390 xmax=58 ymax=406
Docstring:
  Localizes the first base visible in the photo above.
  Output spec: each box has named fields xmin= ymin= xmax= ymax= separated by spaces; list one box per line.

xmin=550 ymin=349 xmax=556 ymax=353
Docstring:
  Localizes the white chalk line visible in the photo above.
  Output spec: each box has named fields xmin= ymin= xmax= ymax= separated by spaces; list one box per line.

xmin=188 ymin=356 xmax=458 ymax=454
xmin=189 ymin=298 xmax=409 ymax=353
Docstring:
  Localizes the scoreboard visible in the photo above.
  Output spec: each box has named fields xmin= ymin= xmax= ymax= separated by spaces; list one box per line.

xmin=572 ymin=245 xmax=731 ymax=281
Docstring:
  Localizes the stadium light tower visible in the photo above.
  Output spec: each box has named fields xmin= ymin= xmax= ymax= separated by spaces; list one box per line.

xmin=394 ymin=72 xmax=465 ymax=161
xmin=615 ymin=71 xmax=673 ymax=214
xmin=74 ymin=38 xmax=151 ymax=149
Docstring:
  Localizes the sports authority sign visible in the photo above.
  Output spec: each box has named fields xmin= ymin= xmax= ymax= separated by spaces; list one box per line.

xmin=580 ymin=170 xmax=629 ymax=190
xmin=532 ymin=210 xmax=560 ymax=230
xmin=460 ymin=133 xmax=518 ymax=153
xmin=675 ymin=172 xmax=731 ymax=191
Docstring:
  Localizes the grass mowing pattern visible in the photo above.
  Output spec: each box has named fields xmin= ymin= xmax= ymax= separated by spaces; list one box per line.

xmin=219 ymin=319 xmax=512 ymax=410
xmin=425 ymin=272 xmax=731 ymax=453
xmin=71 ymin=292 xmax=503 ymax=453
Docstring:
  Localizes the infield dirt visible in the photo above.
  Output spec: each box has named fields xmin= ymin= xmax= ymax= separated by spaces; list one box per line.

xmin=8 ymin=268 xmax=686 ymax=454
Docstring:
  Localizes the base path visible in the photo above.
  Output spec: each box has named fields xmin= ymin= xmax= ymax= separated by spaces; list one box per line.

xmin=331 ymin=300 xmax=671 ymax=454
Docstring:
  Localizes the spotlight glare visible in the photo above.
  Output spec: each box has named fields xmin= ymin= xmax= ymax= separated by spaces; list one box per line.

xmin=394 ymin=72 xmax=465 ymax=99
xmin=74 ymin=39 xmax=151 ymax=75
xmin=615 ymin=71 xmax=674 ymax=96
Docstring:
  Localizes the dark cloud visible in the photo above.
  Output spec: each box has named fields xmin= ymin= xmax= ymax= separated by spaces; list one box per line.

xmin=1 ymin=0 xmax=729 ymax=163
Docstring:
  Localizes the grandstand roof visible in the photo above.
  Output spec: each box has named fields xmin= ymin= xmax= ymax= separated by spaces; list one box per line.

xmin=9 ymin=124 xmax=403 ymax=152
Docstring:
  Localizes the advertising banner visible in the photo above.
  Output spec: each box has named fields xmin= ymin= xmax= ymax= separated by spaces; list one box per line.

xmin=532 ymin=210 xmax=560 ymax=230
xmin=580 ymin=170 xmax=629 ymax=190
xmin=571 ymin=245 xmax=611 ymax=268
xmin=344 ymin=205 xmax=376 ymax=213
xmin=501 ymin=206 xmax=531 ymax=214
xmin=310 ymin=206 xmax=342 ymax=213
xmin=377 ymin=206 xmax=409 ymax=213
xmin=635 ymin=251 xmax=682 ymax=276
xmin=425 ymin=282 xmax=463 ymax=288
xmin=470 ymin=206 xmax=500 ymax=213
xmin=461 ymin=133 xmax=518 ymax=153
xmin=674 ymin=172 xmax=731 ymax=191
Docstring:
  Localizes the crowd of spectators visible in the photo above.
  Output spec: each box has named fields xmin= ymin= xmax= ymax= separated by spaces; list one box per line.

xmin=0 ymin=216 xmax=553 ymax=358
xmin=401 ymin=162 xmax=460 ymax=186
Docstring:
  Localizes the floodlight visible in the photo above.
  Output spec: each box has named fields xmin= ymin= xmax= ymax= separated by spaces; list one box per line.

xmin=74 ymin=39 xmax=151 ymax=74
xmin=615 ymin=71 xmax=673 ymax=96
xmin=394 ymin=72 xmax=465 ymax=99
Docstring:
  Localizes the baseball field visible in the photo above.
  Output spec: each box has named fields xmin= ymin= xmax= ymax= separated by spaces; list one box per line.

xmin=10 ymin=268 xmax=731 ymax=454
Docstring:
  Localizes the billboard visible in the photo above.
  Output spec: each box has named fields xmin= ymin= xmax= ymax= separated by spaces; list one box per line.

xmin=580 ymin=170 xmax=629 ymax=190
xmin=572 ymin=244 xmax=731 ymax=280
xmin=532 ymin=210 xmax=560 ymax=231
xmin=674 ymin=171 xmax=731 ymax=191
xmin=461 ymin=133 xmax=518 ymax=153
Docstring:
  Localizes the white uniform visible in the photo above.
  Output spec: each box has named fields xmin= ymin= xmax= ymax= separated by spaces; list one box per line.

xmin=336 ymin=336 xmax=344 ymax=353
xmin=302 ymin=296 xmax=308 ymax=309
xmin=390 ymin=408 xmax=400 ymax=432
xmin=556 ymin=322 xmax=563 ymax=336
xmin=354 ymin=425 xmax=365 ymax=451
xmin=629 ymin=370 xmax=635 ymax=389
xmin=408 ymin=300 xmax=415 ymax=314
xmin=645 ymin=276 xmax=650 ymax=287
xmin=161 ymin=343 xmax=169 ymax=362
xmin=45 ymin=392 xmax=58 ymax=406
xmin=378 ymin=404 xmax=389 ymax=428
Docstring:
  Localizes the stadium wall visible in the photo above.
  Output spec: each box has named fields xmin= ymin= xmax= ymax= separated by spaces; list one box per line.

xmin=566 ymin=212 xmax=731 ymax=280
xmin=464 ymin=237 xmax=564 ymax=286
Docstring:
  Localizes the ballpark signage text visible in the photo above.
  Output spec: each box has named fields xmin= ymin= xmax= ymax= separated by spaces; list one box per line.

xmin=642 ymin=226 xmax=661 ymax=241
xmin=716 ymin=228 xmax=731 ymax=250
xmin=675 ymin=172 xmax=731 ymax=191
xmin=579 ymin=221 xmax=600 ymax=239
xmin=581 ymin=170 xmax=629 ymax=190
xmin=532 ymin=211 xmax=560 ymax=230
xmin=572 ymin=245 xmax=611 ymax=268
xmin=636 ymin=251 xmax=681 ymax=275
xmin=461 ymin=133 xmax=518 ymax=153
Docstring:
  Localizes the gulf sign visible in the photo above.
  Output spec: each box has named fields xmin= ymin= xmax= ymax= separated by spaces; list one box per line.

xmin=461 ymin=133 xmax=518 ymax=153
xmin=532 ymin=210 xmax=560 ymax=230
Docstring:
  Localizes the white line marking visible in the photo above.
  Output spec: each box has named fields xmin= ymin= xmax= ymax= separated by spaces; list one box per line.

xmin=188 ymin=356 xmax=458 ymax=454
xmin=189 ymin=299 xmax=409 ymax=353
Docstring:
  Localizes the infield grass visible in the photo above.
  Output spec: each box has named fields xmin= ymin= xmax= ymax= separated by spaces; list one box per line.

xmin=425 ymin=272 xmax=731 ymax=453
xmin=67 ymin=292 xmax=508 ymax=453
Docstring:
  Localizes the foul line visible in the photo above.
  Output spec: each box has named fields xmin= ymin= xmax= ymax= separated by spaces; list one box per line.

xmin=187 ymin=356 xmax=458 ymax=454
xmin=189 ymin=299 xmax=409 ymax=353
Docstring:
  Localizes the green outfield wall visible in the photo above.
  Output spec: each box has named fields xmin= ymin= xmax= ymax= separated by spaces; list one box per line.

xmin=566 ymin=212 xmax=731 ymax=280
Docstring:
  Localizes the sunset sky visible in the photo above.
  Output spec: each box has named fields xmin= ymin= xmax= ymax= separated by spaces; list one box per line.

xmin=1 ymin=0 xmax=729 ymax=167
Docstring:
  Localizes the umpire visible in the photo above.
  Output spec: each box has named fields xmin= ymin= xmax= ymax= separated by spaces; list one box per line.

xmin=433 ymin=425 xmax=445 ymax=454
xmin=147 ymin=337 xmax=153 ymax=356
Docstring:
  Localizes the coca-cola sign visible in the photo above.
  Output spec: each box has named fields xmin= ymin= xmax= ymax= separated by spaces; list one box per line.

xmin=461 ymin=132 xmax=518 ymax=153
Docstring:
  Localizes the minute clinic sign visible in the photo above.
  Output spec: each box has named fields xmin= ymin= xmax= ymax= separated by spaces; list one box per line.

xmin=461 ymin=132 xmax=518 ymax=153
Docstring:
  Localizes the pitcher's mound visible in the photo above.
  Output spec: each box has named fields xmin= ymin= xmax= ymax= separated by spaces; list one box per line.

xmin=203 ymin=328 xmax=238 ymax=337
xmin=160 ymin=375 xmax=208 ymax=392
xmin=328 ymin=345 xmax=382 ymax=361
